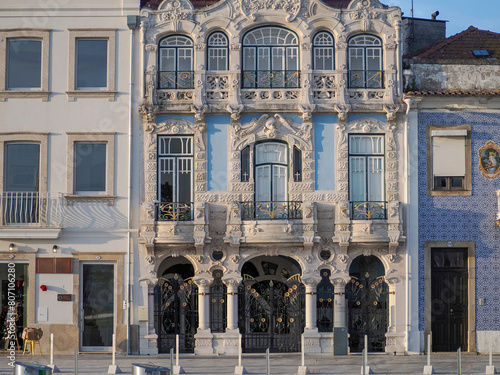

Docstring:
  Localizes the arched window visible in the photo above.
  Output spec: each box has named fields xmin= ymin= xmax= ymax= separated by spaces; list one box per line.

xmin=207 ymin=32 xmax=229 ymax=70
xmin=242 ymin=27 xmax=300 ymax=88
xmin=313 ymin=31 xmax=334 ymax=70
xmin=158 ymin=35 xmax=194 ymax=89
xmin=348 ymin=35 xmax=383 ymax=89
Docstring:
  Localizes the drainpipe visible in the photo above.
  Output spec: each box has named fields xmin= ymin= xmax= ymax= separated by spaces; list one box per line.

xmin=403 ymin=96 xmax=413 ymax=353
xmin=126 ymin=14 xmax=138 ymax=355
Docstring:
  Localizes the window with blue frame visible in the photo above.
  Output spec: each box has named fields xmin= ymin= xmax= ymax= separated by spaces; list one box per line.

xmin=348 ymin=35 xmax=383 ymax=89
xmin=242 ymin=27 xmax=300 ymax=88
xmin=158 ymin=35 xmax=194 ymax=89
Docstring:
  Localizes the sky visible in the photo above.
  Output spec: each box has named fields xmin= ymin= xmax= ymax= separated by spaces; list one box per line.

xmin=384 ymin=0 xmax=500 ymax=37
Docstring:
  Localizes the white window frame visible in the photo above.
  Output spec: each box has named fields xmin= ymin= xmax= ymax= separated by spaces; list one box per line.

xmin=66 ymin=132 xmax=116 ymax=205
xmin=67 ymin=29 xmax=116 ymax=101
xmin=0 ymin=29 xmax=50 ymax=101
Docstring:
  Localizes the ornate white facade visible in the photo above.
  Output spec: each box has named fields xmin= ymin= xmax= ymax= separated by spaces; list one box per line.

xmin=136 ymin=0 xmax=410 ymax=355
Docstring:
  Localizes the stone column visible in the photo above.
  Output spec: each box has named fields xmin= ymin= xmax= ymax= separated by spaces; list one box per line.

xmin=193 ymin=277 xmax=213 ymax=355
xmin=385 ymin=277 xmax=405 ymax=354
xmin=222 ymin=277 xmax=241 ymax=355
xmin=302 ymin=278 xmax=321 ymax=354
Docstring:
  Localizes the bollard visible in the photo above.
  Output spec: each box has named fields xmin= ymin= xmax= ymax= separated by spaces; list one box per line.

xmin=362 ymin=348 xmax=366 ymax=375
xmin=74 ymin=347 xmax=78 ymax=375
xmin=48 ymin=333 xmax=60 ymax=373
xmin=173 ymin=335 xmax=184 ymax=374
xmin=171 ymin=348 xmax=174 ymax=372
xmin=297 ymin=334 xmax=308 ymax=375
xmin=301 ymin=334 xmax=305 ymax=367
xmin=486 ymin=338 xmax=497 ymax=374
xmin=360 ymin=336 xmax=372 ymax=374
xmin=108 ymin=334 xmax=122 ymax=374
xmin=266 ymin=348 xmax=270 ymax=375
xmin=234 ymin=334 xmax=247 ymax=375
xmin=457 ymin=347 xmax=461 ymax=375
xmin=423 ymin=334 xmax=434 ymax=374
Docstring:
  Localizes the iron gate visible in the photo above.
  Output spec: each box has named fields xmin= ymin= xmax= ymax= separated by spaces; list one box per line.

xmin=154 ymin=275 xmax=198 ymax=353
xmin=238 ymin=275 xmax=304 ymax=353
xmin=346 ymin=275 xmax=388 ymax=352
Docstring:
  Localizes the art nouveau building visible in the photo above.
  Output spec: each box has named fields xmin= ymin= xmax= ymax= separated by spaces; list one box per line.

xmin=135 ymin=0 xmax=413 ymax=355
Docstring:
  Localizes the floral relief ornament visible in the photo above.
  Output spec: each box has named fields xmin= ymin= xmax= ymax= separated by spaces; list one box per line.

xmin=479 ymin=140 xmax=500 ymax=180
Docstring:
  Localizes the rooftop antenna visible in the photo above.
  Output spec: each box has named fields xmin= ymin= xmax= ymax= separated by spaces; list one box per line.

xmin=409 ymin=0 xmax=415 ymax=42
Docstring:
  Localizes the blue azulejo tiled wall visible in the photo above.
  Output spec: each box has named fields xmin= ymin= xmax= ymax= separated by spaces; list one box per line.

xmin=418 ymin=111 xmax=500 ymax=331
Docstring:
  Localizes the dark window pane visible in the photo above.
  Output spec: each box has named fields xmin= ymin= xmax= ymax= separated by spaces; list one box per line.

xmin=451 ymin=177 xmax=464 ymax=188
xmin=5 ymin=143 xmax=40 ymax=192
xmin=75 ymin=143 xmax=106 ymax=192
xmin=160 ymin=171 xmax=173 ymax=202
xmin=432 ymin=250 xmax=467 ymax=268
xmin=241 ymin=146 xmax=250 ymax=182
xmin=434 ymin=176 xmax=447 ymax=190
xmin=76 ymin=40 xmax=107 ymax=88
xmin=7 ymin=40 xmax=42 ymax=88
xmin=293 ymin=146 xmax=302 ymax=182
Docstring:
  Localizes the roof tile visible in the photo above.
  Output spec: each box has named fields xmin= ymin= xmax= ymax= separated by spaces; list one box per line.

xmin=406 ymin=26 xmax=500 ymax=63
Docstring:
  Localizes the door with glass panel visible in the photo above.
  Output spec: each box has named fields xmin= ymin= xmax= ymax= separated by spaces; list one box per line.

xmin=349 ymin=135 xmax=385 ymax=219
xmin=3 ymin=143 xmax=40 ymax=225
xmin=254 ymin=142 xmax=288 ymax=219
xmin=158 ymin=136 xmax=193 ymax=221
xmin=80 ymin=263 xmax=114 ymax=352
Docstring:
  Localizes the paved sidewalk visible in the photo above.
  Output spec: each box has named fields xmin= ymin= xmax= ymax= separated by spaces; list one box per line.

xmin=1 ymin=351 xmax=499 ymax=374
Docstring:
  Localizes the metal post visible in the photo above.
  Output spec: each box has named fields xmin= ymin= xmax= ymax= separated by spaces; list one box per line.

xmin=74 ymin=347 xmax=78 ymax=375
xmin=112 ymin=333 xmax=116 ymax=366
xmin=170 ymin=348 xmax=174 ymax=372
xmin=364 ymin=335 xmax=368 ymax=366
xmin=238 ymin=334 xmax=242 ymax=367
xmin=176 ymin=334 xmax=179 ymax=367
xmin=490 ymin=340 xmax=493 ymax=367
xmin=50 ymin=333 xmax=54 ymax=365
xmin=427 ymin=334 xmax=431 ymax=366
xmin=266 ymin=348 xmax=270 ymax=375
xmin=362 ymin=348 xmax=366 ymax=375
xmin=458 ymin=347 xmax=461 ymax=375
xmin=301 ymin=334 xmax=305 ymax=367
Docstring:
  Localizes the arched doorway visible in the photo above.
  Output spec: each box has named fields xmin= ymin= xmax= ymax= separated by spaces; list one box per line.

xmin=238 ymin=255 xmax=304 ymax=353
xmin=154 ymin=257 xmax=198 ymax=353
xmin=346 ymin=255 xmax=388 ymax=352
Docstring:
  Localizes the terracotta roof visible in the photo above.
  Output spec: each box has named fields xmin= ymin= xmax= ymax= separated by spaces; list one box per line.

xmin=406 ymin=26 xmax=500 ymax=63
xmin=406 ymin=89 xmax=500 ymax=97
xmin=141 ymin=0 xmax=387 ymax=10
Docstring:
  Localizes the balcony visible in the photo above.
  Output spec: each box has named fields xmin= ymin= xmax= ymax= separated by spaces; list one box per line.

xmin=348 ymin=70 xmax=384 ymax=89
xmin=241 ymin=201 xmax=302 ymax=221
xmin=156 ymin=202 xmax=194 ymax=221
xmin=350 ymin=201 xmax=386 ymax=220
xmin=0 ymin=192 xmax=63 ymax=239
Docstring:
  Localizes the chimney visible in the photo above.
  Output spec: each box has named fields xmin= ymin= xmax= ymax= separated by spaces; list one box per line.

xmin=431 ymin=11 xmax=439 ymax=21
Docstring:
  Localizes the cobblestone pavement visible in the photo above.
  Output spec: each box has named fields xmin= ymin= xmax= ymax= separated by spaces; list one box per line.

xmin=0 ymin=351 xmax=499 ymax=374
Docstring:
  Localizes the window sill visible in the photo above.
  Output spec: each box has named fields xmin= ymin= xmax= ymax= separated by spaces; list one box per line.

xmin=0 ymin=90 xmax=51 ymax=102
xmin=65 ymin=195 xmax=116 ymax=206
xmin=428 ymin=190 xmax=472 ymax=197
xmin=66 ymin=90 xmax=117 ymax=102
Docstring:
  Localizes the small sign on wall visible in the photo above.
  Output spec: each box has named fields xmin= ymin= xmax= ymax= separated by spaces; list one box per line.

xmin=57 ymin=294 xmax=72 ymax=301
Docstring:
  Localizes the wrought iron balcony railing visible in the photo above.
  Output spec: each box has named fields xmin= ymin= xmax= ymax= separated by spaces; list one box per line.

xmin=156 ymin=202 xmax=193 ymax=221
xmin=158 ymin=71 xmax=194 ymax=89
xmin=241 ymin=201 xmax=302 ymax=221
xmin=242 ymin=70 xmax=301 ymax=89
xmin=0 ymin=192 xmax=63 ymax=227
xmin=350 ymin=201 xmax=386 ymax=220
xmin=348 ymin=70 xmax=384 ymax=89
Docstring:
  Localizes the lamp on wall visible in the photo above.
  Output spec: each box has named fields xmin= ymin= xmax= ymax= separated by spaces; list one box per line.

xmin=52 ymin=245 xmax=58 ymax=253
xmin=9 ymin=243 xmax=15 ymax=252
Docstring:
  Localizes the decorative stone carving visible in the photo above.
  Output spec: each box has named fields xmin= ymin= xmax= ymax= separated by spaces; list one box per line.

xmin=231 ymin=114 xmax=313 ymax=152
xmin=337 ymin=254 xmax=349 ymax=263
xmin=237 ymin=0 xmax=302 ymax=22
